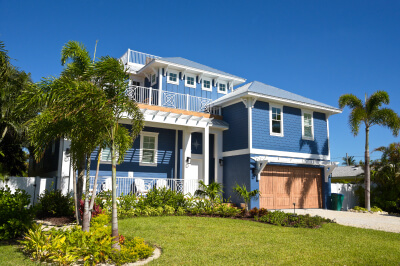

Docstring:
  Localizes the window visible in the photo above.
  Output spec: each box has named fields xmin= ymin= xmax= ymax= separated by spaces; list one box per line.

xmin=185 ymin=74 xmax=196 ymax=88
xmin=270 ymin=105 xmax=283 ymax=137
xmin=151 ymin=74 xmax=157 ymax=85
xmin=302 ymin=110 xmax=314 ymax=140
xmin=100 ymin=147 xmax=119 ymax=163
xmin=167 ymin=70 xmax=179 ymax=85
xmin=131 ymin=81 xmax=140 ymax=86
xmin=218 ymin=82 xmax=227 ymax=94
xmin=202 ymin=78 xmax=212 ymax=91
xmin=140 ymin=132 xmax=159 ymax=166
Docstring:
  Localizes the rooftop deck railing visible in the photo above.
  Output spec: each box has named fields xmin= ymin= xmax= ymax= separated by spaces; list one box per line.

xmin=120 ymin=49 xmax=161 ymax=66
xmin=127 ymin=85 xmax=221 ymax=115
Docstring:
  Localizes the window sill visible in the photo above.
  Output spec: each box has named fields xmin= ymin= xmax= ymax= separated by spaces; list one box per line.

xmin=139 ymin=162 xmax=158 ymax=167
xmin=302 ymin=136 xmax=314 ymax=141
xmin=167 ymin=80 xmax=179 ymax=85
xmin=270 ymin=133 xmax=284 ymax=137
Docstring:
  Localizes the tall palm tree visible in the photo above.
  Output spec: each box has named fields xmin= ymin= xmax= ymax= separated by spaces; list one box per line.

xmin=339 ymin=91 xmax=400 ymax=211
xmin=342 ymin=155 xmax=356 ymax=166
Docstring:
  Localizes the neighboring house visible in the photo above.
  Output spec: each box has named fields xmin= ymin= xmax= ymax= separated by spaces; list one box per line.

xmin=331 ymin=166 xmax=364 ymax=183
xmin=29 ymin=49 xmax=342 ymax=209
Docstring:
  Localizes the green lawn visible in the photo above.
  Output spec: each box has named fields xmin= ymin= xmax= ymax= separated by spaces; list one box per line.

xmin=1 ymin=216 xmax=399 ymax=265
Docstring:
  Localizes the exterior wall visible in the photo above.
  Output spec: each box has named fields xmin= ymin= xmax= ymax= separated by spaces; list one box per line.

xmin=90 ymin=126 xmax=177 ymax=179
xmin=223 ymin=154 xmax=251 ymax=207
xmin=160 ymin=70 xmax=227 ymax=101
xmin=29 ymin=139 xmax=60 ymax=177
xmin=252 ymin=101 xmax=329 ymax=156
xmin=222 ymin=102 xmax=248 ymax=152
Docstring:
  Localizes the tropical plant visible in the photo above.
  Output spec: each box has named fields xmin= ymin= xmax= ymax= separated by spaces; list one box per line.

xmin=232 ymin=183 xmax=259 ymax=211
xmin=194 ymin=181 xmax=223 ymax=207
xmin=339 ymin=91 xmax=400 ymax=211
xmin=36 ymin=188 xmax=74 ymax=218
xmin=342 ymin=155 xmax=357 ymax=166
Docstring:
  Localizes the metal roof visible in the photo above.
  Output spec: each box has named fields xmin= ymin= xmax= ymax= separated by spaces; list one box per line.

xmin=159 ymin=57 xmax=245 ymax=80
xmin=212 ymin=81 xmax=341 ymax=112
xmin=332 ymin=166 xmax=364 ymax=178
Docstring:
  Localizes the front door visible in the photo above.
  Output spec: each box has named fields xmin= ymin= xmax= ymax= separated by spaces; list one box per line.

xmin=185 ymin=159 xmax=203 ymax=194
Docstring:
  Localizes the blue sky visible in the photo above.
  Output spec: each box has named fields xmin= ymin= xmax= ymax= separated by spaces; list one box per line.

xmin=2 ymin=0 xmax=400 ymax=164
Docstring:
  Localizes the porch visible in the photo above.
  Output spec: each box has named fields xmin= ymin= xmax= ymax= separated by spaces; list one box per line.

xmin=126 ymin=85 xmax=221 ymax=115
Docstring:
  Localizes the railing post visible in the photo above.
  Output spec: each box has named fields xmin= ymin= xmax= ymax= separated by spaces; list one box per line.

xmin=149 ymin=87 xmax=152 ymax=105
xmin=186 ymin=94 xmax=189 ymax=111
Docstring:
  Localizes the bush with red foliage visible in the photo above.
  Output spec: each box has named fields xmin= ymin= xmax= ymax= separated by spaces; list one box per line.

xmin=79 ymin=199 xmax=103 ymax=219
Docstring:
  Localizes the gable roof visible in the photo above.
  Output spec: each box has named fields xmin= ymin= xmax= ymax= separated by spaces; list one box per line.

xmin=157 ymin=57 xmax=245 ymax=81
xmin=332 ymin=166 xmax=364 ymax=178
xmin=211 ymin=81 xmax=341 ymax=113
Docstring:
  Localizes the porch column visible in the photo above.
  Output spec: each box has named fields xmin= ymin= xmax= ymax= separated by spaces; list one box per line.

xmin=182 ymin=129 xmax=192 ymax=180
xmin=214 ymin=131 xmax=223 ymax=184
xmin=158 ymin=68 xmax=162 ymax=106
xmin=203 ymin=126 xmax=209 ymax=185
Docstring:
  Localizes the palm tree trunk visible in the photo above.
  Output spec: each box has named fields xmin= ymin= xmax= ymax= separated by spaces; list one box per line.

xmin=89 ymin=149 xmax=101 ymax=212
xmin=73 ymin=165 xmax=79 ymax=225
xmin=82 ymin=154 xmax=91 ymax=232
xmin=76 ymin=155 xmax=85 ymax=225
xmin=365 ymin=126 xmax=371 ymax=211
xmin=0 ymin=126 xmax=8 ymax=145
xmin=111 ymin=127 xmax=120 ymax=250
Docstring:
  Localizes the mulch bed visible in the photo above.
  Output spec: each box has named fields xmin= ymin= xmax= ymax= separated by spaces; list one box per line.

xmin=36 ymin=216 xmax=76 ymax=226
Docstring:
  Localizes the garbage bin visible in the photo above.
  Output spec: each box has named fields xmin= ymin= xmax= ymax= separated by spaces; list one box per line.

xmin=331 ymin=193 xmax=344 ymax=211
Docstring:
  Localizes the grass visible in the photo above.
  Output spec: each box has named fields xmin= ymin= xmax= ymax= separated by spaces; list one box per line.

xmin=119 ymin=216 xmax=400 ymax=265
xmin=1 ymin=216 xmax=400 ymax=265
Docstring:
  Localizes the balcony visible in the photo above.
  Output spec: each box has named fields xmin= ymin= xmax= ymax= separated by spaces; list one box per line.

xmin=127 ymin=85 xmax=221 ymax=115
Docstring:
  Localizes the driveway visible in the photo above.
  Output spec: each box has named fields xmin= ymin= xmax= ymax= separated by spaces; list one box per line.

xmin=280 ymin=209 xmax=400 ymax=233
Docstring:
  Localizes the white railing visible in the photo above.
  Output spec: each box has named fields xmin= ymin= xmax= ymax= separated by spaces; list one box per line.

xmin=127 ymin=85 xmax=221 ymax=114
xmin=120 ymin=49 xmax=161 ymax=66
xmin=89 ymin=176 xmax=199 ymax=196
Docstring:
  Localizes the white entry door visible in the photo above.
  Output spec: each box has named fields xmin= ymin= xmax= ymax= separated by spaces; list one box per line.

xmin=185 ymin=159 xmax=203 ymax=195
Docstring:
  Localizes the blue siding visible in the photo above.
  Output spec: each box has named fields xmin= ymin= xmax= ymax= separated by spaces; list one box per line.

xmin=252 ymin=101 xmax=328 ymax=156
xmin=222 ymin=103 xmax=248 ymax=152
xmin=223 ymin=154 xmax=251 ymax=207
xmin=90 ymin=126 xmax=177 ymax=179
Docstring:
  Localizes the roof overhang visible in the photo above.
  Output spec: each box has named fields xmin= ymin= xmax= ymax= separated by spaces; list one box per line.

xmin=251 ymin=155 xmax=339 ymax=182
xmin=137 ymin=59 xmax=246 ymax=87
xmin=211 ymin=91 xmax=342 ymax=115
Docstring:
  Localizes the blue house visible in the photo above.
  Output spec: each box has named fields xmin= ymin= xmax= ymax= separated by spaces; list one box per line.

xmin=30 ymin=49 xmax=341 ymax=210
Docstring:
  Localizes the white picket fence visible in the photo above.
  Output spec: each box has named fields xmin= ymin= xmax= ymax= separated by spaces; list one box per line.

xmin=331 ymin=183 xmax=360 ymax=210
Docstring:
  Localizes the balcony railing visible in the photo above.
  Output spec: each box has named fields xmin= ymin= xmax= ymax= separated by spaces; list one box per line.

xmin=120 ymin=49 xmax=160 ymax=66
xmin=127 ymin=85 xmax=221 ymax=115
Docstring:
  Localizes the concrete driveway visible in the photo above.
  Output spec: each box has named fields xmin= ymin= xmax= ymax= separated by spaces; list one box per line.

xmin=280 ymin=209 xmax=400 ymax=233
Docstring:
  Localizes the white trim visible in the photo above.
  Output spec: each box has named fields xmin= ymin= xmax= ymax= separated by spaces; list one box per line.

xmin=248 ymin=105 xmax=252 ymax=150
xmin=327 ymin=116 xmax=330 ymax=159
xmin=218 ymin=82 xmax=228 ymax=94
xmin=202 ymin=78 xmax=212 ymax=91
xmin=158 ymin=68 xmax=162 ymax=106
xmin=301 ymin=109 xmax=314 ymax=141
xmin=269 ymin=104 xmax=284 ymax=137
xmin=222 ymin=148 xmax=250 ymax=157
xmin=174 ymin=130 xmax=178 ymax=179
xmin=151 ymin=73 xmax=157 ymax=86
xmin=251 ymin=148 xmax=330 ymax=160
xmin=167 ymin=69 xmax=179 ymax=85
xmin=185 ymin=73 xmax=196 ymax=88
xmin=203 ymin=126 xmax=209 ymax=185
xmin=139 ymin=132 xmax=159 ymax=167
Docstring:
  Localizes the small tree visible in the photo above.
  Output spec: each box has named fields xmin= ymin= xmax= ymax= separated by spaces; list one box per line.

xmin=339 ymin=91 xmax=400 ymax=211
xmin=342 ymin=155 xmax=356 ymax=166
xmin=194 ymin=181 xmax=223 ymax=207
xmin=233 ymin=183 xmax=259 ymax=211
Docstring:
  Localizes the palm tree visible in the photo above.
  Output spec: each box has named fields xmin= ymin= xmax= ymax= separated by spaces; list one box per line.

xmin=342 ymin=155 xmax=357 ymax=166
xmin=233 ymin=183 xmax=259 ymax=211
xmin=339 ymin=91 xmax=400 ymax=211
xmin=194 ymin=181 xmax=223 ymax=206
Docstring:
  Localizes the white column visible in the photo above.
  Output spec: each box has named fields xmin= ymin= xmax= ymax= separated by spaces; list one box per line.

xmin=203 ymin=126 xmax=209 ymax=185
xmin=182 ymin=129 xmax=192 ymax=180
xmin=248 ymin=100 xmax=252 ymax=151
xmin=214 ymin=131 xmax=223 ymax=184
xmin=158 ymin=68 xmax=162 ymax=106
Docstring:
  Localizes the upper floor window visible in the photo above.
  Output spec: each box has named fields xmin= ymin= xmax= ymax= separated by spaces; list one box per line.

xmin=167 ymin=70 xmax=179 ymax=85
xmin=302 ymin=110 xmax=314 ymax=140
xmin=131 ymin=81 xmax=140 ymax=86
xmin=140 ymin=132 xmax=159 ymax=166
xmin=202 ymin=78 xmax=212 ymax=91
xmin=218 ymin=82 xmax=227 ymax=94
xmin=185 ymin=74 xmax=196 ymax=88
xmin=100 ymin=147 xmax=119 ymax=163
xmin=270 ymin=105 xmax=283 ymax=137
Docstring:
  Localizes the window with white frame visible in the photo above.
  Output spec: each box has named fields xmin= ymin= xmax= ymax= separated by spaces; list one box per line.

xmin=140 ymin=132 xmax=159 ymax=166
xmin=202 ymin=78 xmax=212 ymax=91
xmin=167 ymin=70 xmax=179 ymax=85
xmin=185 ymin=74 xmax=196 ymax=88
xmin=218 ymin=82 xmax=227 ymax=94
xmin=151 ymin=74 xmax=157 ymax=85
xmin=100 ymin=147 xmax=119 ymax=163
xmin=270 ymin=105 xmax=283 ymax=136
xmin=302 ymin=110 xmax=314 ymax=140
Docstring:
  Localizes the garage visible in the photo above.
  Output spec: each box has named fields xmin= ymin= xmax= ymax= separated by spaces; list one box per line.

xmin=259 ymin=165 xmax=322 ymax=209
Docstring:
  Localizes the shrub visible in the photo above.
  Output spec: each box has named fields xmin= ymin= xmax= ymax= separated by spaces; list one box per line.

xmin=215 ymin=204 xmax=240 ymax=217
xmin=232 ymin=183 xmax=259 ymax=211
xmin=0 ymin=186 xmax=34 ymax=240
xmin=144 ymin=187 xmax=188 ymax=210
xmin=36 ymin=189 xmax=74 ymax=218
xmin=259 ymin=211 xmax=333 ymax=228
xmin=176 ymin=207 xmax=186 ymax=216
xmin=78 ymin=199 xmax=103 ymax=219
xmin=20 ymin=212 xmax=154 ymax=265
xmin=164 ymin=205 xmax=175 ymax=215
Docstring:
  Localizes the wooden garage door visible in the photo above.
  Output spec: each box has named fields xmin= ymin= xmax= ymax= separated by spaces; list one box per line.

xmin=259 ymin=165 xmax=322 ymax=209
